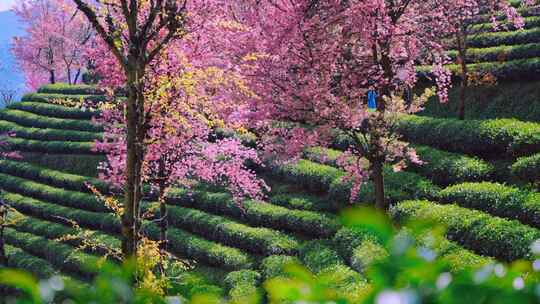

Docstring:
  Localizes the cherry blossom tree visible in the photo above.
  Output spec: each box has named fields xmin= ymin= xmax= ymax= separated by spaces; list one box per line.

xmin=74 ymin=0 xmax=266 ymax=259
xmin=230 ymin=0 xmax=522 ymax=210
xmin=12 ymin=0 xmax=93 ymax=90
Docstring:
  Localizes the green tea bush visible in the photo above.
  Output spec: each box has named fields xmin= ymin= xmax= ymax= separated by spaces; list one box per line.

xmin=143 ymin=224 xmax=254 ymax=270
xmin=9 ymin=102 xmax=99 ymax=120
xmin=270 ymin=159 xmax=440 ymax=205
xmin=397 ymin=115 xmax=540 ymax=158
xmin=0 ymin=109 xmax=103 ymax=132
xmin=21 ymin=93 xmax=108 ymax=104
xmin=5 ymin=137 xmax=95 ymax=154
xmin=4 ymin=245 xmax=56 ymax=278
xmin=21 ymin=153 xmax=104 ymax=177
xmin=4 ymin=228 xmax=100 ymax=278
xmin=0 ymin=159 xmax=108 ymax=193
xmin=512 ymin=153 xmax=540 ymax=184
xmin=0 ymin=120 xmax=101 ymax=142
xmin=469 ymin=16 xmax=540 ymax=34
xmin=167 ymin=188 xmax=340 ymax=238
xmin=158 ymin=204 xmax=300 ymax=255
xmin=37 ymin=83 xmax=104 ymax=95
xmin=224 ymin=270 xmax=262 ymax=303
xmin=0 ymin=173 xmax=107 ymax=212
xmin=1 ymin=191 xmax=120 ymax=234
xmin=260 ymin=255 xmax=300 ymax=279
xmin=391 ymin=200 xmax=540 ymax=261
xmin=306 ymin=146 xmax=494 ymax=186
xmin=467 ymin=28 xmax=540 ymax=48
xmin=440 ymin=182 xmax=540 ymax=228
xmin=447 ymin=42 xmax=540 ymax=64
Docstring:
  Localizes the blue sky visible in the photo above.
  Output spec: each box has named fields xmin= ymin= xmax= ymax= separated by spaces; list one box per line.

xmin=0 ymin=0 xmax=17 ymax=12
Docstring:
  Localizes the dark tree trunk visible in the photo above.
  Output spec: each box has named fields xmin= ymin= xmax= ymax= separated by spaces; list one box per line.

xmin=49 ymin=70 xmax=56 ymax=84
xmin=159 ymin=182 xmax=168 ymax=252
xmin=371 ymin=161 xmax=387 ymax=210
xmin=121 ymin=65 xmax=145 ymax=258
xmin=0 ymin=204 xmax=7 ymax=266
xmin=74 ymin=69 xmax=81 ymax=84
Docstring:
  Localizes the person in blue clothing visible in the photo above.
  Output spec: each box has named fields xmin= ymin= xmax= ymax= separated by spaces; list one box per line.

xmin=367 ymin=86 xmax=377 ymax=111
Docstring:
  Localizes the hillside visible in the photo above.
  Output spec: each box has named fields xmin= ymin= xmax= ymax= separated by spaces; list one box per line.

xmin=421 ymin=3 xmax=540 ymax=121
xmin=0 ymin=79 xmax=538 ymax=300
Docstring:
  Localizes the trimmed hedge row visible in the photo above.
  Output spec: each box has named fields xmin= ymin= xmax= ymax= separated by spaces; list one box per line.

xmin=447 ymin=42 xmax=540 ymax=64
xmin=1 ymin=190 xmax=253 ymax=270
xmin=0 ymin=159 xmax=108 ymax=193
xmin=0 ymin=172 xmax=107 ymax=213
xmin=299 ymin=240 xmax=367 ymax=300
xmin=410 ymin=145 xmax=494 ymax=185
xmin=444 ymin=57 xmax=540 ymax=81
xmin=260 ymin=255 xmax=300 ymax=280
xmin=174 ymin=267 xmax=225 ymax=300
xmin=224 ymin=270 xmax=262 ymax=303
xmin=268 ymin=189 xmax=336 ymax=213
xmin=156 ymin=203 xmax=301 ymax=255
xmin=0 ymin=109 xmax=103 ymax=132
xmin=4 ymin=137 xmax=95 ymax=154
xmin=469 ymin=16 xmax=540 ymax=34
xmin=270 ymin=159 xmax=440 ymax=205
xmin=512 ymin=153 xmax=540 ymax=184
xmin=21 ymin=93 xmax=108 ymax=104
xmin=9 ymin=102 xmax=99 ymax=120
xmin=397 ymin=115 xmax=540 ymax=158
xmin=0 ymin=120 xmax=101 ymax=142
xmin=21 ymin=153 xmax=103 ymax=177
xmin=5 ymin=245 xmax=57 ymax=278
xmin=1 ymin=191 xmax=120 ymax=234
xmin=467 ymin=28 xmax=540 ymax=48
xmin=305 ymin=146 xmax=494 ymax=186
xmin=440 ymin=182 xmax=540 ymax=228
xmin=12 ymin=213 xmax=120 ymax=255
xmin=391 ymin=200 xmax=540 ymax=261
xmin=143 ymin=224 xmax=254 ymax=270
xmin=167 ymin=188 xmax=340 ymax=238
xmin=4 ymin=228 xmax=100 ymax=278
xmin=37 ymin=83 xmax=104 ymax=95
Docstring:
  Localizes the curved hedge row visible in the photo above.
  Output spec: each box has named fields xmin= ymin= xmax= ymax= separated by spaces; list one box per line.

xmin=440 ymin=182 xmax=540 ymax=228
xmin=0 ymin=109 xmax=103 ymax=132
xmin=4 ymin=137 xmax=95 ymax=154
xmin=167 ymin=188 xmax=340 ymax=238
xmin=9 ymin=102 xmax=99 ymax=120
xmin=305 ymin=146 xmax=494 ymax=186
xmin=467 ymin=28 xmax=540 ymax=48
xmin=159 ymin=204 xmax=300 ymax=255
xmin=37 ymin=83 xmax=104 ymax=95
xmin=224 ymin=270 xmax=262 ymax=304
xmin=21 ymin=93 xmax=108 ymax=104
xmin=0 ymin=172 xmax=107 ymax=213
xmin=270 ymin=159 xmax=440 ymax=205
xmin=397 ymin=115 xmax=540 ymax=158
xmin=4 ymin=228 xmax=100 ymax=278
xmin=0 ymin=159 xmax=108 ymax=193
xmin=5 ymin=245 xmax=57 ymax=278
xmin=391 ymin=200 xmax=540 ymax=261
xmin=0 ymin=120 xmax=101 ymax=142
xmin=2 ymin=191 xmax=120 ymax=234
xmin=2 ymin=190 xmax=253 ymax=270
xmin=21 ymin=153 xmax=103 ymax=177
xmin=512 ymin=153 xmax=540 ymax=184
xmin=469 ymin=16 xmax=540 ymax=34
xmin=447 ymin=42 xmax=540 ymax=64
